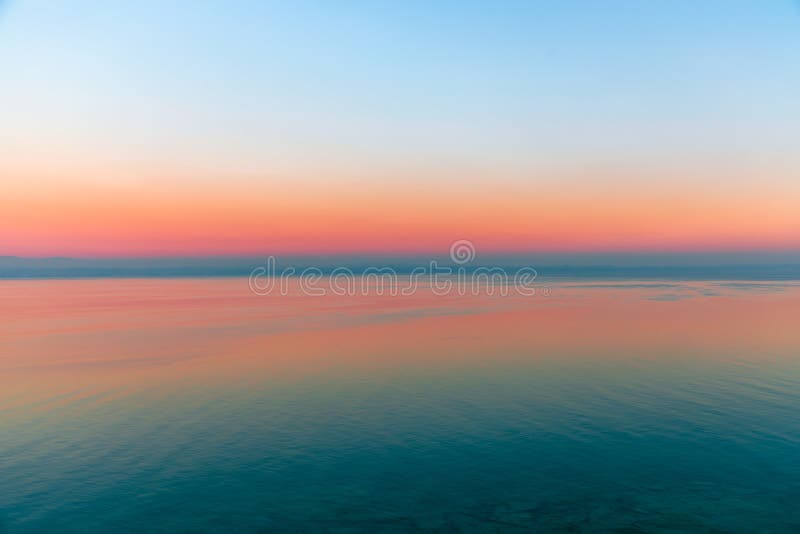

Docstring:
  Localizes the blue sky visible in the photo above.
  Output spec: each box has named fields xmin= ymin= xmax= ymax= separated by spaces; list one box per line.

xmin=2 ymin=0 xmax=798 ymax=173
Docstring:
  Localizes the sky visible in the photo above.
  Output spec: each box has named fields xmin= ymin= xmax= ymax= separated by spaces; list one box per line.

xmin=1 ymin=0 xmax=799 ymax=257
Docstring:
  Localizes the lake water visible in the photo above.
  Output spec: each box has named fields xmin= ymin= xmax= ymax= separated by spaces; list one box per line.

xmin=2 ymin=278 xmax=799 ymax=532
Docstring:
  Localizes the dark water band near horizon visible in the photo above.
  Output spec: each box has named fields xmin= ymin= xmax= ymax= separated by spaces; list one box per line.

xmin=2 ymin=253 xmax=800 ymax=281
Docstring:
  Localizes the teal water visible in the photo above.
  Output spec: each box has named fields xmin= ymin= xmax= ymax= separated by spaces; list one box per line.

xmin=1 ymin=279 xmax=799 ymax=532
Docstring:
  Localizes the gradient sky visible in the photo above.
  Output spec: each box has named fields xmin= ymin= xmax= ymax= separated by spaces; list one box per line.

xmin=1 ymin=0 xmax=799 ymax=257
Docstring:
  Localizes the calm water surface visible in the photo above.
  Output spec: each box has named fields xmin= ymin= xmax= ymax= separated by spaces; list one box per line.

xmin=1 ymin=278 xmax=800 ymax=532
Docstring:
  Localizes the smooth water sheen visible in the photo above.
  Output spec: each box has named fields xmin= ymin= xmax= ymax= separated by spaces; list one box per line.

xmin=2 ymin=279 xmax=800 ymax=532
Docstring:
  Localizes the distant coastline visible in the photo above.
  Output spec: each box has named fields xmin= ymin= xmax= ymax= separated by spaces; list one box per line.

xmin=2 ymin=254 xmax=800 ymax=281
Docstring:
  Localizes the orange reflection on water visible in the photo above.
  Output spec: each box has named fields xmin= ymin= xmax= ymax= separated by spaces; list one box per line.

xmin=2 ymin=278 xmax=799 ymax=408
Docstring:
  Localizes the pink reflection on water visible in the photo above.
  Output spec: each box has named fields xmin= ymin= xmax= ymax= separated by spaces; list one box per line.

xmin=2 ymin=278 xmax=799 ymax=411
